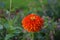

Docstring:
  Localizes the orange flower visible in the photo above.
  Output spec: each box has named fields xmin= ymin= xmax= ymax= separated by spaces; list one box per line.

xmin=22 ymin=14 xmax=44 ymax=32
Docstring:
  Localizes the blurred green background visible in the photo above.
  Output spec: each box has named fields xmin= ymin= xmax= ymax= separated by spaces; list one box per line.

xmin=0 ymin=0 xmax=60 ymax=40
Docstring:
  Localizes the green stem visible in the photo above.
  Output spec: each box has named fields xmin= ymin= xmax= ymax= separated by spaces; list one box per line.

xmin=10 ymin=0 xmax=12 ymax=12
xmin=9 ymin=0 xmax=12 ymax=19
xmin=31 ymin=32 xmax=34 ymax=40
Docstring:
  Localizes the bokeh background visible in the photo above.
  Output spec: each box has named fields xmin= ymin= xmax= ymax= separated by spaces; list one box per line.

xmin=0 ymin=0 xmax=60 ymax=40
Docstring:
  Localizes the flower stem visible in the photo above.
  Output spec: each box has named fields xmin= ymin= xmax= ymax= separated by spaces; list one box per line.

xmin=31 ymin=32 xmax=34 ymax=40
xmin=10 ymin=0 xmax=12 ymax=12
xmin=9 ymin=0 xmax=12 ymax=19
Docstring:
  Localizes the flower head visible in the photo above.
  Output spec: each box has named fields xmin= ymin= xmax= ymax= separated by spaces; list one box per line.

xmin=22 ymin=14 xmax=44 ymax=32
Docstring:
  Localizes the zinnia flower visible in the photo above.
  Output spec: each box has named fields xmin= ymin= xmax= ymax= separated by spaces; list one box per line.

xmin=22 ymin=14 xmax=44 ymax=32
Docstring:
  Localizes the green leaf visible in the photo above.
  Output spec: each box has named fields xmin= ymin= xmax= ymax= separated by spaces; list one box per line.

xmin=5 ymin=34 xmax=14 ymax=40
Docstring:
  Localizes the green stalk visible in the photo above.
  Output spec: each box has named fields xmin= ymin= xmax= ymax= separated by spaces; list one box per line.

xmin=31 ymin=32 xmax=34 ymax=40
xmin=9 ymin=0 xmax=12 ymax=19
xmin=10 ymin=0 xmax=12 ymax=12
